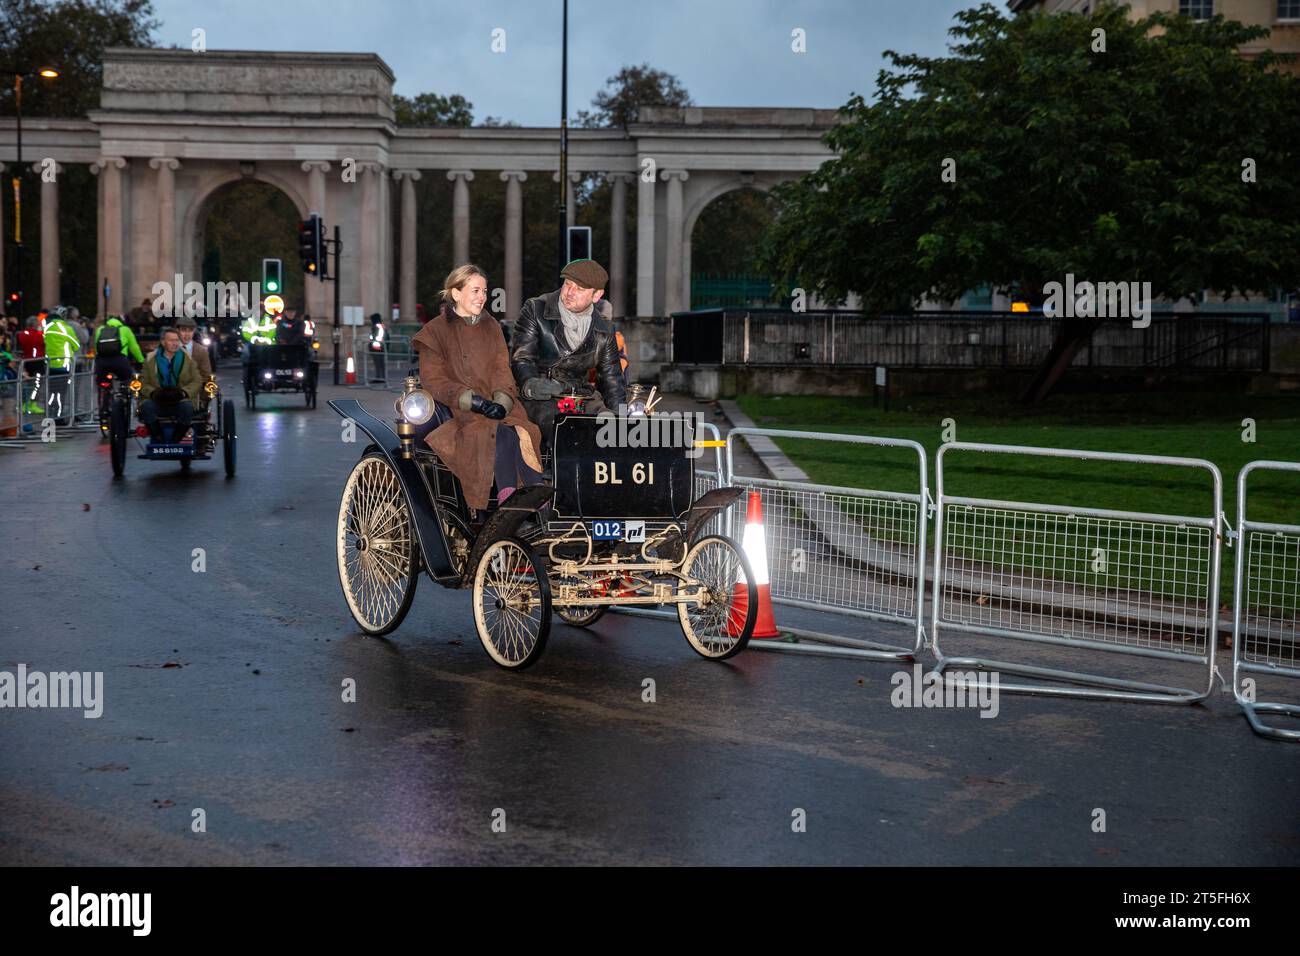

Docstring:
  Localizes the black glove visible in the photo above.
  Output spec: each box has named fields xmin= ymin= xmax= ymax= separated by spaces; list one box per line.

xmin=522 ymin=377 xmax=564 ymax=400
xmin=470 ymin=394 xmax=507 ymax=420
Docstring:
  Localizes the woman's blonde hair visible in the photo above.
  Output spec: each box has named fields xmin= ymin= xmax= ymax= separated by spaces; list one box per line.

xmin=438 ymin=264 xmax=488 ymax=312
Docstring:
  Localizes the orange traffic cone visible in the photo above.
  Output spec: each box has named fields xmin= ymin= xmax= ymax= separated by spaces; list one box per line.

xmin=727 ymin=491 xmax=780 ymax=638
xmin=345 ymin=352 xmax=356 ymax=385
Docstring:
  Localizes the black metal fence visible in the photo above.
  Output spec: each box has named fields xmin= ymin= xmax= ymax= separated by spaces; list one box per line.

xmin=670 ymin=309 xmax=1273 ymax=371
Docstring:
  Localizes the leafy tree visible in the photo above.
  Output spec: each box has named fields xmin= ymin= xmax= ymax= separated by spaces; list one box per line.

xmin=756 ymin=3 xmax=1300 ymax=397
xmin=393 ymin=91 xmax=473 ymax=127
xmin=0 ymin=0 xmax=158 ymax=314
xmin=0 ymin=0 xmax=158 ymax=118
xmin=576 ymin=63 xmax=693 ymax=129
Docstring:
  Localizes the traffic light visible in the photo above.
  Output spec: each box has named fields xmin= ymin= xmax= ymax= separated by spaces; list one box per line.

xmin=298 ymin=215 xmax=324 ymax=278
xmin=262 ymin=258 xmax=283 ymax=295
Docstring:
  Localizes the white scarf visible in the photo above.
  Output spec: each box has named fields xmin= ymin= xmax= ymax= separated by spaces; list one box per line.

xmin=558 ymin=300 xmax=592 ymax=349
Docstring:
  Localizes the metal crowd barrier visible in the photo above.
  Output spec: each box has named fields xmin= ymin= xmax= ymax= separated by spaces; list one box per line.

xmin=930 ymin=442 xmax=1222 ymax=704
xmin=693 ymin=420 xmax=724 ymax=496
xmin=345 ymin=336 xmax=412 ymax=390
xmin=2 ymin=356 xmax=55 ymax=446
xmin=67 ymin=356 xmax=100 ymax=429
xmin=1232 ymin=461 xmax=1300 ymax=741
xmin=724 ymin=427 xmax=930 ymax=661
xmin=0 ymin=370 xmax=20 ymax=446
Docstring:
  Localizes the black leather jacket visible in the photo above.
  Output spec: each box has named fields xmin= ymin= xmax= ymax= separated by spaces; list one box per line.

xmin=510 ymin=290 xmax=627 ymax=409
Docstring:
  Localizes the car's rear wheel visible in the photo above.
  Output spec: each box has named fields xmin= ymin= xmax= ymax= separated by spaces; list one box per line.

xmin=337 ymin=452 xmax=419 ymax=635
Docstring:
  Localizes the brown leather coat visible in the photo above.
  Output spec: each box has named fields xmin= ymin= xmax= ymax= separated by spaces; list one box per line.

xmin=412 ymin=308 xmax=543 ymax=510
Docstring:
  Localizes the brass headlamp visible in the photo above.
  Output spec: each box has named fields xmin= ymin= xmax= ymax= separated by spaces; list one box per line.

xmin=394 ymin=375 xmax=433 ymax=459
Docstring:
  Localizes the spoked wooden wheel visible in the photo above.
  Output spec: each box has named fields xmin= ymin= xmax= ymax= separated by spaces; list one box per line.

xmin=553 ymin=571 xmax=613 ymax=627
xmin=473 ymin=537 xmax=551 ymax=669
xmin=337 ymin=452 xmax=419 ymax=635
xmin=555 ymin=600 xmax=609 ymax=627
xmin=677 ymin=534 xmax=757 ymax=660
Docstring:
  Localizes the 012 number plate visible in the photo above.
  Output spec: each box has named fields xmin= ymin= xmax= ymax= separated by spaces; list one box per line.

xmin=591 ymin=519 xmax=646 ymax=542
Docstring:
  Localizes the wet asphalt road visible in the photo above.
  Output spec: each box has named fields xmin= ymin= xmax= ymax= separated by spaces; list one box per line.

xmin=2 ymin=366 xmax=1298 ymax=866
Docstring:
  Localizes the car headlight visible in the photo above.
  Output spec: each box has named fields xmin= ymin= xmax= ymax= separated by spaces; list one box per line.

xmin=201 ymin=336 xmax=211 ymax=346
xmin=129 ymin=378 xmax=142 ymax=392
xmin=204 ymin=380 xmax=218 ymax=396
xmin=398 ymin=388 xmax=434 ymax=425
xmin=263 ymin=371 xmax=273 ymax=380
xmin=294 ymin=369 xmax=304 ymax=379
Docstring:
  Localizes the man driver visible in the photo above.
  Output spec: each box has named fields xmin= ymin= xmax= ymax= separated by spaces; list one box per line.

xmin=139 ymin=327 xmax=201 ymax=441
xmin=510 ymin=258 xmax=627 ymax=441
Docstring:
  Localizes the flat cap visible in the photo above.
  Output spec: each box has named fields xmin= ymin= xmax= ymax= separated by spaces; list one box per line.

xmin=560 ymin=258 xmax=608 ymax=291
xmin=174 ymin=315 xmax=197 ymax=328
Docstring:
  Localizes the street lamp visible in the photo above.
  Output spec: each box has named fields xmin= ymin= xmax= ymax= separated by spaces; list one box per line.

xmin=557 ymin=0 xmax=568 ymax=277
xmin=6 ymin=67 xmax=60 ymax=317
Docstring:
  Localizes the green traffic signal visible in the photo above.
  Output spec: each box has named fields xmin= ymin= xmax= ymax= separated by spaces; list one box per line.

xmin=261 ymin=257 xmax=283 ymax=297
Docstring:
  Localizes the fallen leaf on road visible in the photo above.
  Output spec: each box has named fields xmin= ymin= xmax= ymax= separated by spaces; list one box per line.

xmin=82 ymin=503 xmax=91 ymax=511
xmin=151 ymin=799 xmax=174 ymax=809
xmin=340 ymin=727 xmax=357 ymax=733
xmin=88 ymin=763 xmax=128 ymax=772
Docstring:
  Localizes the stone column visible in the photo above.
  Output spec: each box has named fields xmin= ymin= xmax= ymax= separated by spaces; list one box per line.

xmin=300 ymin=161 xmax=330 ymax=321
xmin=302 ymin=161 xmax=329 ymax=216
xmin=447 ymin=170 xmax=474 ymax=264
xmin=359 ymin=162 xmax=382 ymax=319
xmin=148 ymin=158 xmax=180 ymax=287
xmin=500 ymin=171 xmax=527 ymax=320
xmin=635 ymin=166 xmax=656 ymax=317
xmin=606 ymin=173 xmax=633 ymax=318
xmin=393 ymin=169 xmax=422 ymax=322
xmin=552 ymin=170 xmax=580 ymax=228
xmin=660 ymin=169 xmax=689 ymax=315
xmin=35 ymin=161 xmax=61 ymax=308
xmin=96 ymin=157 xmax=127 ymax=315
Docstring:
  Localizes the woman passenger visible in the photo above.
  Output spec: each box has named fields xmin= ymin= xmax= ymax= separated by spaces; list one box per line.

xmin=411 ymin=264 xmax=544 ymax=511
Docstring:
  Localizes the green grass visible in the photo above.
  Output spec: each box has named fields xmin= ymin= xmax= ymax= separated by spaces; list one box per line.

xmin=737 ymin=391 xmax=1300 ymax=606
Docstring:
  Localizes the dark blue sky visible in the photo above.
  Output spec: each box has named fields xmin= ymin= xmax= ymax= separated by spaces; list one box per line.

xmin=150 ymin=0 xmax=980 ymax=125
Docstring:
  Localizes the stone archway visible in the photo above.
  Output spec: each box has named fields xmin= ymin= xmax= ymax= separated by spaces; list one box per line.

xmin=182 ymin=168 xmax=309 ymax=286
xmin=682 ymin=179 xmax=776 ymax=309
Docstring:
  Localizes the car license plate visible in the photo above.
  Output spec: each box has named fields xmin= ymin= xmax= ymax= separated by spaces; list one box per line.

xmin=148 ymin=443 xmax=191 ymax=456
